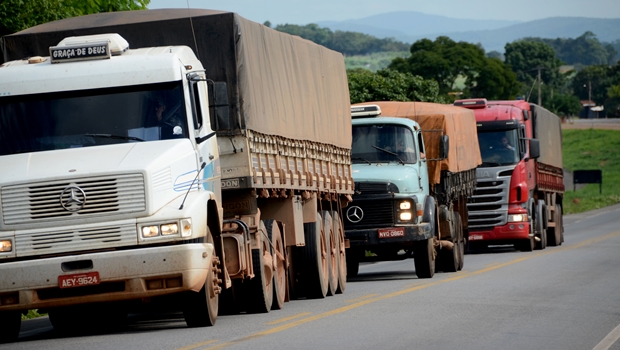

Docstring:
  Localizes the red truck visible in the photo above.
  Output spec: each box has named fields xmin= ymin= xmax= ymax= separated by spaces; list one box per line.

xmin=453 ymin=99 xmax=564 ymax=251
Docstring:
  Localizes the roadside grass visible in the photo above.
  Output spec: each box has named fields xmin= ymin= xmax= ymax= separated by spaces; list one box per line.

xmin=22 ymin=309 xmax=46 ymax=320
xmin=563 ymin=128 xmax=620 ymax=214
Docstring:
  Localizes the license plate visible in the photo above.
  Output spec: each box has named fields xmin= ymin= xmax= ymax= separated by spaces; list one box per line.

xmin=378 ymin=227 xmax=405 ymax=238
xmin=469 ymin=234 xmax=483 ymax=241
xmin=58 ymin=272 xmax=100 ymax=289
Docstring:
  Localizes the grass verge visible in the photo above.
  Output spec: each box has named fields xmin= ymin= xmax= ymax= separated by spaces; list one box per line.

xmin=563 ymin=128 xmax=620 ymax=214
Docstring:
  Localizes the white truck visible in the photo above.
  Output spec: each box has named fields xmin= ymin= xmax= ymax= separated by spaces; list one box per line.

xmin=0 ymin=9 xmax=353 ymax=342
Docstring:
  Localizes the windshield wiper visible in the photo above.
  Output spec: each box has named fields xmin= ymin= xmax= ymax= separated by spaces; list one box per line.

xmin=352 ymin=157 xmax=372 ymax=165
xmin=85 ymin=133 xmax=144 ymax=142
xmin=480 ymin=162 xmax=502 ymax=167
xmin=371 ymin=145 xmax=405 ymax=165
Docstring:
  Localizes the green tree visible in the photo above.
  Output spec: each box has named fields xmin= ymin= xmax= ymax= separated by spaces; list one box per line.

xmin=524 ymin=32 xmax=617 ymax=66
xmin=347 ymin=68 xmax=443 ymax=104
xmin=0 ymin=0 xmax=149 ymax=33
xmin=469 ymin=57 xmax=518 ymax=100
xmin=389 ymin=36 xmax=486 ymax=95
xmin=548 ymin=93 xmax=582 ymax=117
xmin=274 ymin=23 xmax=409 ymax=56
xmin=504 ymin=40 xmax=565 ymax=101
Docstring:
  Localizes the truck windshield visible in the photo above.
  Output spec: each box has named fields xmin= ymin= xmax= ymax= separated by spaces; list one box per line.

xmin=351 ymin=124 xmax=417 ymax=164
xmin=0 ymin=81 xmax=188 ymax=156
xmin=477 ymin=129 xmax=520 ymax=166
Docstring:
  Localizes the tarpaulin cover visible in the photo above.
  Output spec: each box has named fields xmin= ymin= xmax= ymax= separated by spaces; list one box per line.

xmin=530 ymin=104 xmax=563 ymax=169
xmin=356 ymin=101 xmax=482 ymax=185
xmin=1 ymin=9 xmax=352 ymax=149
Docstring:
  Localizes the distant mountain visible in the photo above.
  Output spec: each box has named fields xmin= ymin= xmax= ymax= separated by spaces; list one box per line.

xmin=317 ymin=11 xmax=520 ymax=40
xmin=318 ymin=12 xmax=620 ymax=53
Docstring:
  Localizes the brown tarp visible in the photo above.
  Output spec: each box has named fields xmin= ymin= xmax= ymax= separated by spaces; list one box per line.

xmin=530 ymin=104 xmax=563 ymax=169
xmin=355 ymin=101 xmax=482 ymax=185
xmin=1 ymin=9 xmax=352 ymax=149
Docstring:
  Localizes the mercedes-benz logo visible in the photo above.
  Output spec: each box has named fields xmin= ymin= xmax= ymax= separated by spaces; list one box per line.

xmin=346 ymin=206 xmax=364 ymax=223
xmin=59 ymin=186 xmax=87 ymax=212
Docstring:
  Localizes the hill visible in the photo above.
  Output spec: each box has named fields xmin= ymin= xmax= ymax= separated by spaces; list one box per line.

xmin=318 ymin=12 xmax=620 ymax=53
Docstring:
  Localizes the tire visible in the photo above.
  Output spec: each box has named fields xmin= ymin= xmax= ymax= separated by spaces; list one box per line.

xmin=246 ymin=221 xmax=274 ymax=313
xmin=414 ymin=237 xmax=435 ymax=279
xmin=300 ymin=212 xmax=329 ymax=299
xmin=439 ymin=211 xmax=458 ymax=273
xmin=0 ymin=311 xmax=21 ymax=343
xmin=184 ymin=254 xmax=220 ymax=327
xmin=546 ymin=204 xmax=562 ymax=247
xmin=455 ymin=213 xmax=464 ymax=271
xmin=333 ymin=211 xmax=347 ymax=294
xmin=534 ymin=200 xmax=546 ymax=250
xmin=323 ymin=211 xmax=338 ymax=296
xmin=265 ymin=220 xmax=286 ymax=310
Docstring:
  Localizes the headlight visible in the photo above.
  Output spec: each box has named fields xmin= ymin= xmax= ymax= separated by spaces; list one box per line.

xmin=399 ymin=212 xmax=413 ymax=221
xmin=0 ymin=240 xmax=12 ymax=252
xmin=161 ymin=223 xmax=179 ymax=236
xmin=142 ymin=226 xmax=160 ymax=238
xmin=399 ymin=201 xmax=412 ymax=210
xmin=507 ymin=214 xmax=528 ymax=222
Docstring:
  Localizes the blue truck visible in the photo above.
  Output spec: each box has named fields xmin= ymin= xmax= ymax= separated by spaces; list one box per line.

xmin=345 ymin=102 xmax=481 ymax=278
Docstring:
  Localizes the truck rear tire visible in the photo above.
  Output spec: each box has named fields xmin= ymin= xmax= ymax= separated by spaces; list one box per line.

xmin=246 ymin=221 xmax=274 ymax=313
xmin=546 ymin=204 xmax=562 ymax=246
xmin=439 ymin=212 xmax=459 ymax=273
xmin=265 ymin=220 xmax=286 ymax=310
xmin=414 ymin=237 xmax=435 ymax=279
xmin=0 ymin=311 xmax=21 ymax=343
xmin=323 ymin=211 xmax=338 ymax=296
xmin=333 ymin=211 xmax=347 ymax=294
xmin=455 ymin=213 xmax=464 ymax=271
xmin=300 ymin=212 xmax=329 ymax=298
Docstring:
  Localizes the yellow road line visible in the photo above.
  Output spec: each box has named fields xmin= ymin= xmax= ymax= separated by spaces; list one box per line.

xmin=176 ymin=339 xmax=219 ymax=350
xmin=345 ymin=294 xmax=378 ymax=303
xmin=181 ymin=229 xmax=620 ymax=350
xmin=266 ymin=312 xmax=312 ymax=325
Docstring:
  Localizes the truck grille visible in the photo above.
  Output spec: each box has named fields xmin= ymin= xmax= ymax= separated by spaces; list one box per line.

xmin=15 ymin=222 xmax=137 ymax=257
xmin=467 ymin=167 xmax=512 ymax=230
xmin=2 ymin=174 xmax=146 ymax=225
xmin=343 ymin=198 xmax=394 ymax=230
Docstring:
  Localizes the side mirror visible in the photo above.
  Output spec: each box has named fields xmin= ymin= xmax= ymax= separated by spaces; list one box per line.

xmin=208 ymin=82 xmax=230 ymax=131
xmin=529 ymin=139 xmax=540 ymax=159
xmin=439 ymin=135 xmax=449 ymax=160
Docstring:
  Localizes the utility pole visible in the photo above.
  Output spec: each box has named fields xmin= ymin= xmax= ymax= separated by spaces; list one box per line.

xmin=538 ymin=68 xmax=542 ymax=106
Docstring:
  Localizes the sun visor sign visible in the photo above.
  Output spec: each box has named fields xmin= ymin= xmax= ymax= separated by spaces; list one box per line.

xmin=49 ymin=41 xmax=111 ymax=64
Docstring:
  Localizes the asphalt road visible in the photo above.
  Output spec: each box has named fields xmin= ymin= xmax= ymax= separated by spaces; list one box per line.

xmin=4 ymin=204 xmax=620 ymax=350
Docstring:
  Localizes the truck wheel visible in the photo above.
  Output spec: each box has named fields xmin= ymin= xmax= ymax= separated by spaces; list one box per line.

xmin=246 ymin=221 xmax=274 ymax=313
xmin=414 ymin=237 xmax=435 ymax=279
xmin=323 ymin=211 xmax=338 ymax=296
xmin=300 ymin=212 xmax=328 ymax=298
xmin=546 ymin=204 xmax=562 ymax=246
xmin=332 ymin=211 xmax=347 ymax=294
xmin=534 ymin=200 xmax=546 ymax=250
xmin=0 ymin=311 xmax=21 ymax=343
xmin=265 ymin=220 xmax=286 ymax=310
xmin=455 ymin=213 xmax=464 ymax=271
xmin=439 ymin=212 xmax=458 ymax=273
xmin=184 ymin=254 xmax=220 ymax=326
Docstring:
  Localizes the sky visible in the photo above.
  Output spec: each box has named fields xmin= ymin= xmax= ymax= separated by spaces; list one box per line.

xmin=148 ymin=0 xmax=620 ymax=25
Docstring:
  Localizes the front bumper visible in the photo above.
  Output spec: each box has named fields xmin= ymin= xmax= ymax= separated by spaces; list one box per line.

xmin=345 ymin=222 xmax=432 ymax=248
xmin=468 ymin=222 xmax=531 ymax=245
xmin=0 ymin=243 xmax=213 ymax=312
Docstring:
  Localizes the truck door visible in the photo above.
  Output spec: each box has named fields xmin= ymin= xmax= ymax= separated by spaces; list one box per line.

xmin=417 ymin=131 xmax=429 ymax=194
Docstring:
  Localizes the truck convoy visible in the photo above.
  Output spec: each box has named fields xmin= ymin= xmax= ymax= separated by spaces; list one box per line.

xmin=454 ymin=99 xmax=564 ymax=251
xmin=0 ymin=9 xmax=353 ymax=341
xmin=345 ymin=102 xmax=480 ymax=278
